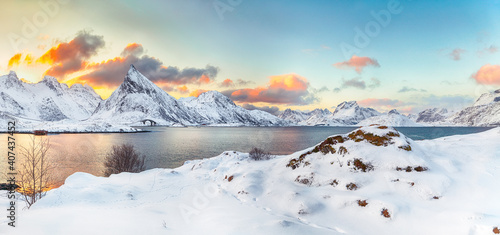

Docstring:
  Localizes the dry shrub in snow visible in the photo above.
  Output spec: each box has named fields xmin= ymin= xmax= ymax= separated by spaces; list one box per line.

xmin=249 ymin=147 xmax=271 ymax=161
xmin=103 ymin=144 xmax=145 ymax=177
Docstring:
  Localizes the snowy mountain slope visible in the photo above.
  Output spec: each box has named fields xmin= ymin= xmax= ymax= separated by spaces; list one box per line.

xmin=448 ymin=89 xmax=500 ymax=126
xmin=299 ymin=109 xmax=337 ymax=126
xmin=358 ymin=109 xmax=422 ymax=126
xmin=0 ymin=71 xmax=102 ymax=121
xmin=331 ymin=101 xmax=381 ymax=125
xmin=472 ymin=89 xmax=500 ymax=107
xmin=415 ymin=108 xmax=450 ymax=123
xmin=181 ymin=90 xmax=286 ymax=126
xmin=278 ymin=108 xmax=311 ymax=123
xmin=278 ymin=108 xmax=337 ymax=126
xmin=4 ymin=126 xmax=500 ymax=234
xmin=285 ymin=101 xmax=381 ymax=126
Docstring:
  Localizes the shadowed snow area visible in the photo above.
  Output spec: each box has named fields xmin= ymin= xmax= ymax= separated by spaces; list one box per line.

xmin=1 ymin=125 xmax=500 ymax=234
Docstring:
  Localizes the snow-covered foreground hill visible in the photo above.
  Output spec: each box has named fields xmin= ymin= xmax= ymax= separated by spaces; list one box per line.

xmin=1 ymin=126 xmax=500 ymax=234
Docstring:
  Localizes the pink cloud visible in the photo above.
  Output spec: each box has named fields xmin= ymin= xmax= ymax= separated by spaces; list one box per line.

xmin=449 ymin=48 xmax=466 ymax=61
xmin=225 ymin=74 xmax=317 ymax=105
xmin=333 ymin=55 xmax=380 ymax=74
xmin=472 ymin=64 xmax=500 ymax=85
xmin=220 ymin=78 xmax=234 ymax=87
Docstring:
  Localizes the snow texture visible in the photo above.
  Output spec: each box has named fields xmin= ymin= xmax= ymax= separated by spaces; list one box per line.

xmin=2 ymin=125 xmax=499 ymax=234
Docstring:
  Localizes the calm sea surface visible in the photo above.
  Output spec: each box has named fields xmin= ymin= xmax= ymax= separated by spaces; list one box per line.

xmin=0 ymin=126 xmax=494 ymax=185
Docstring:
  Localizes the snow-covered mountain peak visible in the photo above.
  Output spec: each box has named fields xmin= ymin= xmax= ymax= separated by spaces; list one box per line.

xmin=310 ymin=108 xmax=332 ymax=116
xmin=473 ymin=89 xmax=500 ymax=107
xmin=116 ymin=64 xmax=172 ymax=99
xmin=388 ymin=109 xmax=400 ymax=115
xmin=335 ymin=101 xmax=358 ymax=110
xmin=41 ymin=75 xmax=59 ymax=83
xmin=195 ymin=90 xmax=235 ymax=105
xmin=7 ymin=71 xmax=19 ymax=81
xmin=1 ymin=71 xmax=24 ymax=89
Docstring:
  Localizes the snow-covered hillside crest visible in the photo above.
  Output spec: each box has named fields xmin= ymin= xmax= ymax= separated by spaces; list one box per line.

xmin=358 ymin=109 xmax=422 ymax=127
xmin=448 ymin=89 xmax=500 ymax=126
xmin=0 ymin=71 xmax=102 ymax=121
xmin=5 ymin=125 xmax=500 ymax=234
xmin=91 ymin=65 xmax=287 ymax=126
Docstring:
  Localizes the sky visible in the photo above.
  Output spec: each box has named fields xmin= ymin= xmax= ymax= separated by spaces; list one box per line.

xmin=1 ymin=0 xmax=500 ymax=115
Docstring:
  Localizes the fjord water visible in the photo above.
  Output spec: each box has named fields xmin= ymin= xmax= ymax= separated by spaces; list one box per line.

xmin=0 ymin=126 xmax=493 ymax=185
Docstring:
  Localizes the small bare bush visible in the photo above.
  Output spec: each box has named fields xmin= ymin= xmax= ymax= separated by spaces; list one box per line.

xmin=103 ymin=144 xmax=145 ymax=177
xmin=249 ymin=147 xmax=271 ymax=161
xmin=16 ymin=136 xmax=56 ymax=208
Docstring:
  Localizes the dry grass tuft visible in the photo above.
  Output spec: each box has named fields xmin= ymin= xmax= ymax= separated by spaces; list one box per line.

xmin=346 ymin=183 xmax=358 ymax=191
xmin=396 ymin=166 xmax=428 ymax=172
xmin=381 ymin=208 xmax=391 ymax=218
xmin=352 ymin=158 xmax=374 ymax=172
xmin=295 ymin=174 xmax=314 ymax=186
xmin=398 ymin=145 xmax=412 ymax=151
xmin=338 ymin=146 xmax=348 ymax=155
xmin=357 ymin=200 xmax=368 ymax=207
xmin=348 ymin=130 xmax=395 ymax=146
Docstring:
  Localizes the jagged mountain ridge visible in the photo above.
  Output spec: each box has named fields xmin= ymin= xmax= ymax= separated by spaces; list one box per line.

xmin=358 ymin=109 xmax=421 ymax=127
xmin=448 ymin=89 xmax=500 ymax=126
xmin=90 ymin=65 xmax=287 ymax=126
xmin=280 ymin=101 xmax=381 ymax=126
xmin=0 ymin=71 xmax=102 ymax=121
xmin=1 ymin=67 xmax=499 ymax=127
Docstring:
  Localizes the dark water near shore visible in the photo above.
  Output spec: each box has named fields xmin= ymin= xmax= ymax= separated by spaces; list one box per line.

xmin=0 ymin=126 xmax=494 ymax=185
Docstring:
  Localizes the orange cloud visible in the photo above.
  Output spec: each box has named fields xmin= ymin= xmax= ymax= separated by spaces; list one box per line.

xmin=177 ymin=85 xmax=189 ymax=93
xmin=334 ymin=55 xmax=380 ymax=73
xmin=199 ymin=74 xmax=211 ymax=84
xmin=3 ymin=32 xmax=219 ymax=99
xmin=224 ymin=74 xmax=317 ymax=105
xmin=24 ymin=54 xmax=34 ymax=65
xmin=189 ymin=89 xmax=208 ymax=97
xmin=37 ymin=31 xmax=105 ymax=78
xmin=8 ymin=53 xmax=22 ymax=69
xmin=269 ymin=74 xmax=308 ymax=91
xmin=472 ymin=64 xmax=500 ymax=85
xmin=220 ymin=78 xmax=234 ymax=87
